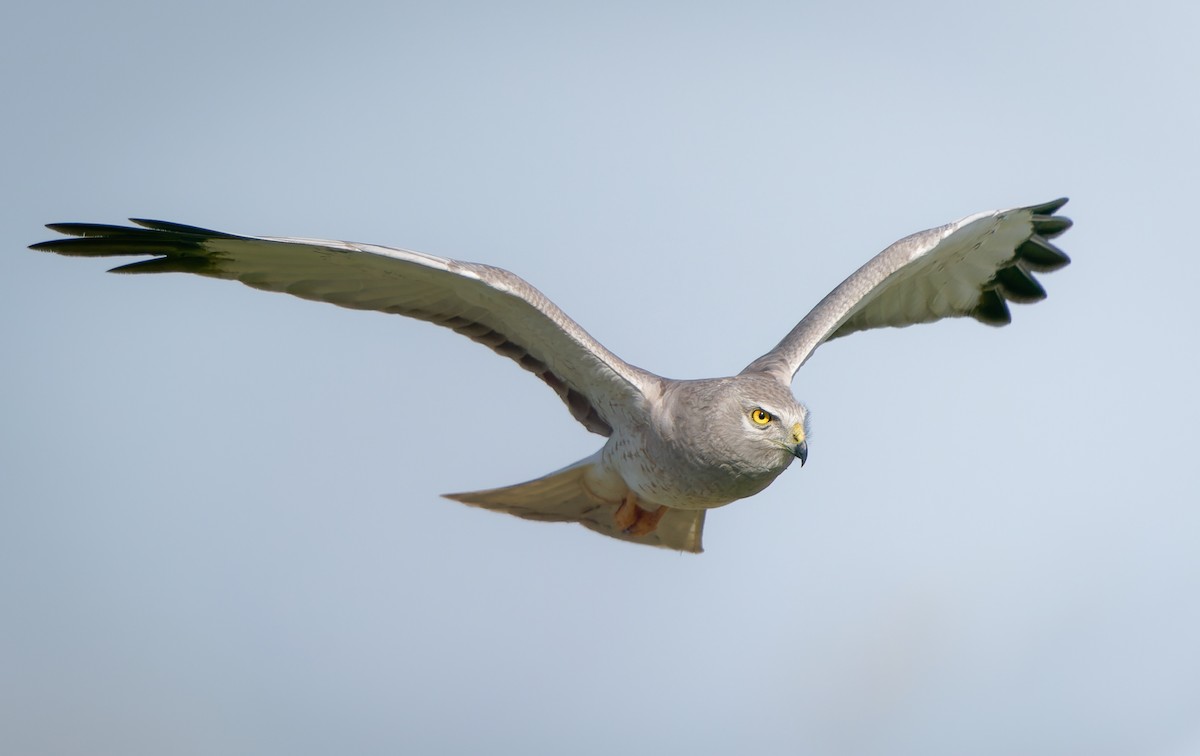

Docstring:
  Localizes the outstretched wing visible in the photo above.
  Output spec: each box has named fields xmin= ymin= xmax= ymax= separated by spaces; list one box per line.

xmin=31 ymin=220 xmax=660 ymax=435
xmin=742 ymin=198 xmax=1072 ymax=380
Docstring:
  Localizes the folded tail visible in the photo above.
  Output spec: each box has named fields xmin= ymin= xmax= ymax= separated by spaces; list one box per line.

xmin=443 ymin=457 xmax=705 ymax=553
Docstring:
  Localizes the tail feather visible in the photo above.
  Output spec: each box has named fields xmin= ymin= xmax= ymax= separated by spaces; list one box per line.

xmin=443 ymin=459 xmax=705 ymax=553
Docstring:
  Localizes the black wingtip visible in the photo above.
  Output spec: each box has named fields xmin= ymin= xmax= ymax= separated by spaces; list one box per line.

xmin=1017 ymin=236 xmax=1071 ymax=272
xmin=129 ymin=218 xmax=240 ymax=238
xmin=29 ymin=234 xmax=204 ymax=258
xmin=969 ymin=197 xmax=1071 ymax=327
xmin=108 ymin=256 xmax=216 ymax=275
xmin=1028 ymin=197 xmax=1069 ymax=215
xmin=994 ymin=265 xmax=1048 ymax=303
xmin=1031 ymin=215 xmax=1073 ymax=239
xmin=44 ymin=222 xmax=137 ymax=238
xmin=30 ymin=218 xmax=238 ymax=265
xmin=972 ymin=289 xmax=1012 ymax=326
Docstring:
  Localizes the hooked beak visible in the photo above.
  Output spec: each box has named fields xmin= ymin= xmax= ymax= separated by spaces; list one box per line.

xmin=792 ymin=439 xmax=808 ymax=466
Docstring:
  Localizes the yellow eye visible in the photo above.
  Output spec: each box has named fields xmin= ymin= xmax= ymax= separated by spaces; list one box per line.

xmin=750 ymin=408 xmax=772 ymax=426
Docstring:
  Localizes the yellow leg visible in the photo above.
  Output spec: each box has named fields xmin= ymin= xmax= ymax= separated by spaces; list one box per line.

xmin=614 ymin=491 xmax=639 ymax=531
xmin=614 ymin=491 xmax=668 ymax=536
xmin=627 ymin=505 xmax=668 ymax=536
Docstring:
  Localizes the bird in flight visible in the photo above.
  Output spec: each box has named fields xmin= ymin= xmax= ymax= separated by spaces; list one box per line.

xmin=31 ymin=198 xmax=1071 ymax=552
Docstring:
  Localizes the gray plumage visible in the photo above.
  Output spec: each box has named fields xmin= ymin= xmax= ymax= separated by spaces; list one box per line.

xmin=30 ymin=198 xmax=1072 ymax=552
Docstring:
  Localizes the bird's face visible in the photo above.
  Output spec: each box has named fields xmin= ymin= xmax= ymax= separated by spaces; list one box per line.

xmin=739 ymin=397 xmax=809 ymax=469
xmin=727 ymin=376 xmax=809 ymax=473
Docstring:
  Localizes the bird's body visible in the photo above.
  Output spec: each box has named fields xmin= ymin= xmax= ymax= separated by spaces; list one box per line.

xmin=31 ymin=199 xmax=1072 ymax=552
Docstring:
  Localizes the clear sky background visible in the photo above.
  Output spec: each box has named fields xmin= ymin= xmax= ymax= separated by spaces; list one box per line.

xmin=3 ymin=2 xmax=1198 ymax=754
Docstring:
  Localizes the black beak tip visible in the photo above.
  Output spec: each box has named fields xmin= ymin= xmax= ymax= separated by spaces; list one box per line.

xmin=795 ymin=441 xmax=808 ymax=467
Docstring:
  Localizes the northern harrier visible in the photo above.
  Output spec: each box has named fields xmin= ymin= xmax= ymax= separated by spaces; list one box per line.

xmin=31 ymin=198 xmax=1072 ymax=552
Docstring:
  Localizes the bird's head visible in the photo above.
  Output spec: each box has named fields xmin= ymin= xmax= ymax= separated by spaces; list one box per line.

xmin=661 ymin=373 xmax=809 ymax=480
xmin=726 ymin=372 xmax=809 ymax=470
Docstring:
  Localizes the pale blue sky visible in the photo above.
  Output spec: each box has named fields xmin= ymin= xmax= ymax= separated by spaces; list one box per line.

xmin=3 ymin=1 xmax=1199 ymax=754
